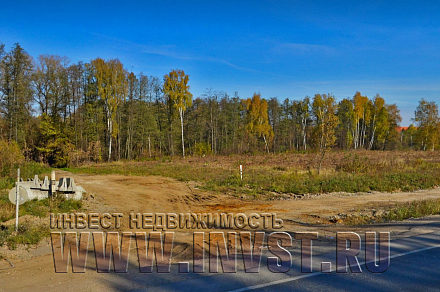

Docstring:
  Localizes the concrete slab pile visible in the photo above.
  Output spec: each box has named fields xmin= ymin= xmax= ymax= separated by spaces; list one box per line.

xmin=8 ymin=172 xmax=85 ymax=205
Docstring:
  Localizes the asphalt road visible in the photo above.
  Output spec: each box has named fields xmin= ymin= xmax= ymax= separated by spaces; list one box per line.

xmin=3 ymin=220 xmax=440 ymax=291
xmin=134 ymin=231 xmax=440 ymax=292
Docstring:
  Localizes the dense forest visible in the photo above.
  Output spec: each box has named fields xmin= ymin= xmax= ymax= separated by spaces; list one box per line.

xmin=1 ymin=42 xmax=439 ymax=167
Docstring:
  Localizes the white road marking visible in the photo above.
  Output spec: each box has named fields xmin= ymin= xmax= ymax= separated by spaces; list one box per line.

xmin=228 ymin=243 xmax=440 ymax=292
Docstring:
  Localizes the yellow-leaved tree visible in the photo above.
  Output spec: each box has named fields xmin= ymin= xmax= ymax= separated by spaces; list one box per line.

xmin=91 ymin=58 xmax=128 ymax=161
xmin=312 ymin=93 xmax=339 ymax=174
xmin=243 ymin=93 xmax=273 ymax=153
xmin=413 ymin=99 xmax=440 ymax=151
xmin=353 ymin=91 xmax=369 ymax=149
xmin=163 ymin=69 xmax=193 ymax=158
xmin=368 ymin=94 xmax=385 ymax=150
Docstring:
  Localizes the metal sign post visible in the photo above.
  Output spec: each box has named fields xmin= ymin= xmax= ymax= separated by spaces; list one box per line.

xmin=15 ymin=168 xmax=20 ymax=232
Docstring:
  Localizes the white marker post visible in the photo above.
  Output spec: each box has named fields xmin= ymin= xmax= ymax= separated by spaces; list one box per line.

xmin=50 ymin=170 xmax=56 ymax=197
xmin=15 ymin=168 xmax=20 ymax=232
xmin=239 ymin=165 xmax=243 ymax=181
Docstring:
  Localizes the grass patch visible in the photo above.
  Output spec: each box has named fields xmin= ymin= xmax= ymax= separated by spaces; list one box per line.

xmin=205 ymin=162 xmax=440 ymax=195
xmin=0 ymin=223 xmax=50 ymax=250
xmin=385 ymin=199 xmax=440 ymax=221
xmin=344 ymin=198 xmax=440 ymax=225
xmin=0 ymin=194 xmax=82 ymax=249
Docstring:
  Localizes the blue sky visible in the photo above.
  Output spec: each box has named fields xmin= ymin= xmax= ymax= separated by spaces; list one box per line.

xmin=1 ymin=1 xmax=439 ymax=125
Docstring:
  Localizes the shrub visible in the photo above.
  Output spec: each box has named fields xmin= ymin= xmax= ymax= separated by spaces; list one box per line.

xmin=336 ymin=153 xmax=370 ymax=174
xmin=0 ymin=140 xmax=24 ymax=177
xmin=194 ymin=142 xmax=212 ymax=157
xmin=36 ymin=114 xmax=73 ymax=168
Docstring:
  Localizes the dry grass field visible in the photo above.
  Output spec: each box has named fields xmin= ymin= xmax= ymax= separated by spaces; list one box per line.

xmin=68 ymin=150 xmax=440 ymax=197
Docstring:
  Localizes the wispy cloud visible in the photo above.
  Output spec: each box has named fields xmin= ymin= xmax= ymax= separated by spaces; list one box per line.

xmin=290 ymin=78 xmax=440 ymax=91
xmin=90 ymin=32 xmax=296 ymax=78
xmin=273 ymin=42 xmax=334 ymax=55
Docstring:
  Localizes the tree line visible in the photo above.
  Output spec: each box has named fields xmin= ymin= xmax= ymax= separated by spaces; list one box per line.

xmin=0 ymin=42 xmax=439 ymax=167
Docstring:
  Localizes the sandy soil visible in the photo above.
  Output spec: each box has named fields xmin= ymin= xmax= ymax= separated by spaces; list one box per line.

xmin=1 ymin=170 xmax=440 ymax=291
